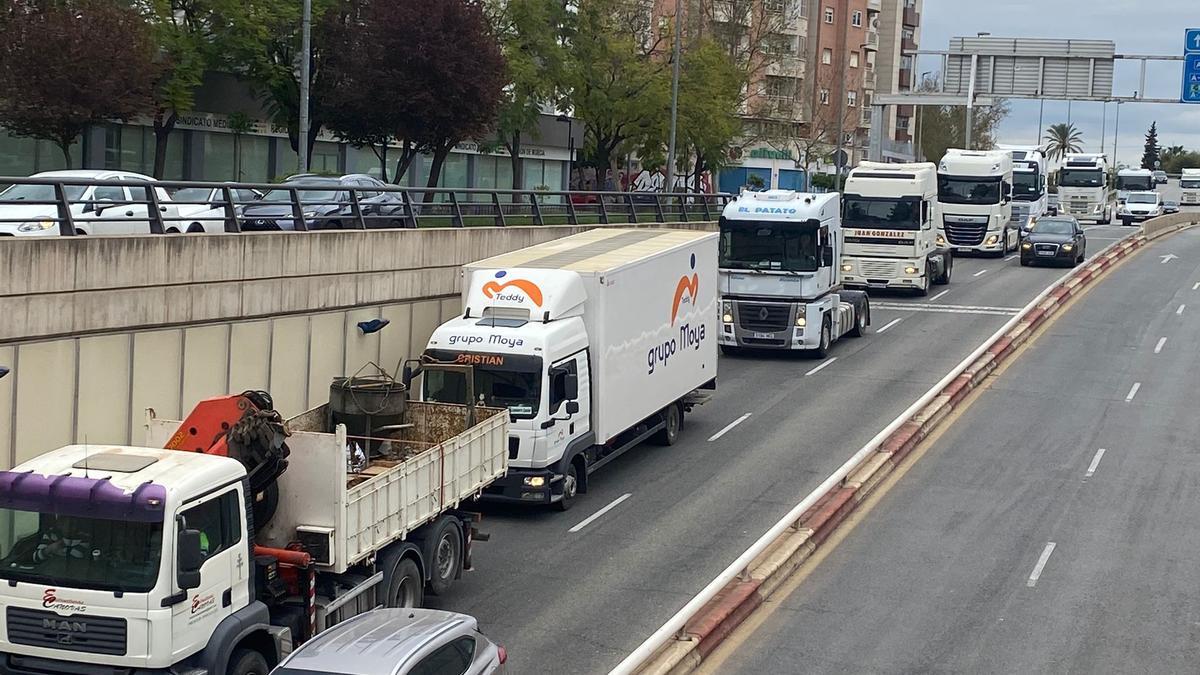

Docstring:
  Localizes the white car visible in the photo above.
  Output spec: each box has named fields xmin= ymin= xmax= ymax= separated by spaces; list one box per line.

xmin=168 ymin=185 xmax=263 ymax=233
xmin=1118 ymin=191 xmax=1164 ymax=226
xmin=0 ymin=169 xmax=176 ymax=236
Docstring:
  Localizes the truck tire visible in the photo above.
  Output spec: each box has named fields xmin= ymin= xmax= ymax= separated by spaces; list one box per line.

xmin=651 ymin=403 xmax=682 ymax=446
xmin=555 ymin=460 xmax=580 ymax=512
xmin=848 ymin=303 xmax=868 ymax=337
xmin=916 ymin=269 xmax=930 ymax=296
xmin=426 ymin=519 xmax=462 ymax=597
xmin=228 ymin=648 xmax=270 ymax=675
xmin=384 ymin=557 xmax=423 ymax=608
xmin=934 ymin=255 xmax=952 ymax=285
xmin=720 ymin=345 xmax=739 ymax=356
xmin=813 ymin=320 xmax=832 ymax=358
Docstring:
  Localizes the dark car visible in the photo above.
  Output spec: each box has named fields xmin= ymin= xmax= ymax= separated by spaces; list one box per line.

xmin=1153 ymin=170 xmax=1169 ymax=185
xmin=1164 ymin=199 xmax=1180 ymax=214
xmin=1020 ymin=216 xmax=1086 ymax=267
xmin=241 ymin=174 xmax=409 ymax=231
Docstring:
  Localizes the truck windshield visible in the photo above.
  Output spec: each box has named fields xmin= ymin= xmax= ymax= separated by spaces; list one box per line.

xmin=843 ymin=196 xmax=921 ymax=230
xmin=1012 ymin=172 xmax=1041 ymax=201
xmin=0 ymin=510 xmax=162 ymax=593
xmin=1059 ymin=169 xmax=1104 ymax=188
xmin=1116 ymin=176 xmax=1153 ymax=191
xmin=719 ymin=221 xmax=820 ymax=272
xmin=937 ymin=176 xmax=1002 ymax=205
xmin=1127 ymin=193 xmax=1158 ymax=204
xmin=1180 ymin=180 xmax=1200 ymax=189
xmin=422 ymin=354 xmax=543 ymax=419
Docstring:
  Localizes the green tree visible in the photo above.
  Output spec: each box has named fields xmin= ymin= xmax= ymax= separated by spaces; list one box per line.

xmin=917 ymin=99 xmax=1011 ymax=164
xmin=675 ymin=39 xmax=744 ymax=192
xmin=1044 ymin=122 xmax=1083 ymax=163
xmin=1142 ymin=121 xmax=1161 ymax=170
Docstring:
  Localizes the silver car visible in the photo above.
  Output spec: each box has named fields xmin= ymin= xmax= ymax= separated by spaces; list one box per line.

xmin=272 ymin=609 xmax=506 ymax=675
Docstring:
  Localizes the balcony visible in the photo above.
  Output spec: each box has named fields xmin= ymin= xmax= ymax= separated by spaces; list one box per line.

xmin=903 ymin=6 xmax=920 ymax=27
xmin=765 ymin=56 xmax=805 ymax=79
xmin=902 ymin=36 xmax=918 ymax=52
xmin=861 ymin=108 xmax=872 ymax=126
xmin=865 ymin=28 xmax=879 ymax=51
xmin=864 ymin=69 xmax=877 ymax=89
xmin=867 ymin=0 xmax=881 ymax=11
xmin=898 ymin=68 xmax=912 ymax=89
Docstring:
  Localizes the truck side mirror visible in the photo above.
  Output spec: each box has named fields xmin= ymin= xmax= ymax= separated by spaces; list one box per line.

xmin=401 ymin=365 xmax=414 ymax=390
xmin=564 ymin=372 xmax=579 ymax=400
xmin=177 ymin=528 xmax=203 ymax=590
xmin=566 ymin=401 xmax=580 ymax=415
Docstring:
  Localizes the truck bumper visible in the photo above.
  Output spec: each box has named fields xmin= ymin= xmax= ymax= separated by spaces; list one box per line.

xmin=481 ymin=466 xmax=566 ymax=505
xmin=841 ymin=257 xmax=926 ymax=290
xmin=0 ymin=654 xmax=195 ymax=675
xmin=718 ymin=321 xmax=814 ymax=350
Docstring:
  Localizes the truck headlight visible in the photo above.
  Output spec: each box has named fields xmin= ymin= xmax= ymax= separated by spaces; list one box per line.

xmin=795 ymin=315 xmax=806 ymax=327
xmin=17 ymin=220 xmax=54 ymax=232
xmin=936 ymin=234 xmax=946 ymax=246
xmin=523 ymin=476 xmax=546 ymax=487
xmin=841 ymin=263 xmax=853 ymax=272
xmin=985 ymin=235 xmax=999 ymax=245
xmin=721 ymin=301 xmax=733 ymax=324
xmin=904 ymin=266 xmax=919 ymax=275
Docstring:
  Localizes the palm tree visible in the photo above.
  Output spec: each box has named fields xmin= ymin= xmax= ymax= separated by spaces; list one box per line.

xmin=1044 ymin=123 xmax=1083 ymax=163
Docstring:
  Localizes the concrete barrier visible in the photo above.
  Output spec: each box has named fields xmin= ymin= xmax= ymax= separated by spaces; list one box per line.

xmin=626 ymin=227 xmax=1167 ymax=675
xmin=1141 ymin=211 xmax=1198 ymax=240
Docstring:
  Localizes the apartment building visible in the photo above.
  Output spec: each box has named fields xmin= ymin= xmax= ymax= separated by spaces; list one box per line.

xmin=875 ymin=0 xmax=923 ymax=161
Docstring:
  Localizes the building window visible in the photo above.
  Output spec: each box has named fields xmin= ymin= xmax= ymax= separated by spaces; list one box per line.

xmin=852 ymin=10 xmax=863 ymax=27
xmin=848 ymin=91 xmax=858 ymax=107
xmin=844 ymin=132 xmax=854 ymax=145
xmin=900 ymin=55 xmax=913 ymax=70
xmin=763 ymin=34 xmax=795 ymax=55
xmin=863 ymin=91 xmax=873 ymax=106
xmin=850 ymin=52 xmax=860 ymax=68
xmin=824 ymin=6 xmax=834 ymax=23
xmin=765 ymin=76 xmax=795 ymax=100
xmin=798 ymin=0 xmax=808 ymax=17
xmin=903 ymin=27 xmax=915 ymax=41
xmin=897 ymin=117 xmax=911 ymax=131
xmin=819 ymin=88 xmax=830 ymax=105
xmin=822 ymin=48 xmax=832 ymax=65
xmin=765 ymin=0 xmax=787 ymax=14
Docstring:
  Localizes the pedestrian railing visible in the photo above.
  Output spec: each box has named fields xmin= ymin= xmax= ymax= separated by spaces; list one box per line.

xmin=0 ymin=176 xmax=732 ymax=236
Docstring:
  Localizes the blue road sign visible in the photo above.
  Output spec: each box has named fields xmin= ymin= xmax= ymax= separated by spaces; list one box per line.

xmin=1184 ymin=53 xmax=1200 ymax=103
xmin=1187 ymin=29 xmax=1200 ymax=53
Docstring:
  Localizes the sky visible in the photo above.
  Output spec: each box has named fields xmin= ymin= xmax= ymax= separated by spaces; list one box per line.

xmin=919 ymin=0 xmax=1199 ymax=167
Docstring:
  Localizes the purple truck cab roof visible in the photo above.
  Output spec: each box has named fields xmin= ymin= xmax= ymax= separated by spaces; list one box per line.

xmin=0 ymin=471 xmax=168 ymax=523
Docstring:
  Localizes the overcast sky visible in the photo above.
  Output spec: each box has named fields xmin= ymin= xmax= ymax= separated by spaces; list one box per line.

xmin=920 ymin=0 xmax=1198 ymax=167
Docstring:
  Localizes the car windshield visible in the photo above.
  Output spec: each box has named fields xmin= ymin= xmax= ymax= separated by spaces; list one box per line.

xmin=1117 ymin=175 xmax=1153 ymax=191
xmin=0 ymin=510 xmax=162 ymax=593
xmin=0 ymin=183 xmax=86 ymax=203
xmin=1127 ymin=194 xmax=1158 ymax=204
xmin=1033 ymin=220 xmax=1075 ymax=235
xmin=843 ymin=196 xmax=921 ymax=230
xmin=423 ymin=357 xmax=543 ymax=419
xmin=171 ymin=187 xmax=214 ymax=204
xmin=720 ymin=220 xmax=821 ymax=272
xmin=1012 ymin=172 xmax=1041 ymax=200
xmin=937 ymin=176 xmax=1002 ymax=205
xmin=261 ymin=185 xmax=343 ymax=204
xmin=1059 ymin=169 xmax=1104 ymax=188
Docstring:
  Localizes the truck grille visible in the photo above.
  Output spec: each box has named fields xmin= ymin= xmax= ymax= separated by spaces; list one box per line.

xmin=737 ymin=303 xmax=790 ymax=333
xmin=943 ymin=221 xmax=987 ymax=246
xmin=859 ymin=260 xmax=898 ymax=279
xmin=7 ymin=607 xmax=127 ymax=656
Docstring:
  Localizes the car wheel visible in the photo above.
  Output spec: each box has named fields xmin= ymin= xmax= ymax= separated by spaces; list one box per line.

xmin=554 ymin=460 xmax=580 ymax=512
xmin=228 ymin=649 xmax=269 ymax=675
xmin=426 ymin=519 xmax=462 ymax=597
xmin=652 ymin=403 xmax=682 ymax=446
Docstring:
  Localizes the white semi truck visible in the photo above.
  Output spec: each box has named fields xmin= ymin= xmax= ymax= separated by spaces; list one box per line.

xmin=417 ymin=228 xmax=718 ymax=510
xmin=1180 ymin=168 xmax=1200 ymax=206
xmin=1058 ymin=153 xmax=1114 ymax=224
xmin=935 ymin=149 xmax=1017 ymax=257
xmin=0 ymin=386 xmax=508 ymax=674
xmin=999 ymin=145 xmax=1049 ymax=235
xmin=717 ymin=190 xmax=870 ymax=354
xmin=841 ymin=161 xmax=951 ymax=294
xmin=1116 ymin=168 xmax=1155 ymax=204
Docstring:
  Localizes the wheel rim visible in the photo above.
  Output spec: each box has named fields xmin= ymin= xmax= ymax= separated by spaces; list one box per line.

xmin=395 ymin=575 xmax=416 ymax=607
xmin=668 ymin=407 xmax=679 ymax=438
xmin=436 ymin=534 xmax=455 ymax=579
xmin=563 ymin=467 xmax=578 ymax=499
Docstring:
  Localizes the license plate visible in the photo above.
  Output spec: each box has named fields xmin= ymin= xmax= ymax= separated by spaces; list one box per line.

xmin=1037 ymin=250 xmax=1054 ymax=256
xmin=753 ymin=332 xmax=774 ymax=339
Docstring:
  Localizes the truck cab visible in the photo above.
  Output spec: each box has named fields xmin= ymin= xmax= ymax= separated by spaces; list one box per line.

xmin=936 ymin=149 xmax=1016 ymax=257
xmin=841 ymin=161 xmax=950 ymax=294
xmin=1058 ymin=153 xmax=1113 ymax=224
xmin=999 ymin=145 xmax=1049 ymax=235
xmin=1179 ymin=168 xmax=1200 ymax=205
xmin=718 ymin=190 xmax=869 ymax=354
xmin=1116 ymin=168 xmax=1155 ymax=204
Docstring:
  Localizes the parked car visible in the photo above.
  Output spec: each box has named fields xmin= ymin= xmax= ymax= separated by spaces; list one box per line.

xmin=1153 ymin=170 xmax=1169 ymax=185
xmin=168 ymin=184 xmax=263 ymax=233
xmin=272 ymin=609 xmax=506 ymax=675
xmin=241 ymin=174 xmax=409 ymax=231
xmin=0 ymin=170 xmax=175 ymax=236
xmin=1163 ymin=199 xmax=1180 ymax=214
xmin=1118 ymin=191 xmax=1164 ymax=226
xmin=1020 ymin=216 xmax=1086 ymax=267
xmin=1046 ymin=193 xmax=1059 ymax=216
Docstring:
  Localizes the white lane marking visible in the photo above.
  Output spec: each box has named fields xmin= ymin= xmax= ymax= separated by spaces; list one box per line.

xmin=1125 ymin=382 xmax=1141 ymax=402
xmin=1155 ymin=337 xmax=1167 ymax=354
xmin=1027 ymin=542 xmax=1058 ymax=587
xmin=805 ymin=357 xmax=838 ymax=376
xmin=708 ymin=413 xmax=752 ymax=442
xmin=1177 ymin=304 xmax=1187 ymax=315
xmin=1085 ymin=448 xmax=1107 ymax=478
xmin=568 ymin=493 xmax=632 ymax=533
xmin=1161 ymin=254 xmax=1179 ymax=264
xmin=876 ymin=317 xmax=903 ymax=334
xmin=869 ymin=305 xmax=1018 ymax=317
xmin=930 ymin=289 xmax=951 ymax=302
xmin=873 ymin=301 xmax=1022 ymax=312
xmin=1193 ymin=282 xmax=1200 ymax=290
xmin=973 ymin=269 xmax=988 ymax=277
xmin=1004 ymin=254 xmax=1018 ymax=261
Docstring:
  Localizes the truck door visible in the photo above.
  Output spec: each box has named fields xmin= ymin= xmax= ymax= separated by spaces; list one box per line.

xmin=170 ymin=487 xmax=246 ymax=661
xmin=547 ymin=352 xmax=592 ymax=460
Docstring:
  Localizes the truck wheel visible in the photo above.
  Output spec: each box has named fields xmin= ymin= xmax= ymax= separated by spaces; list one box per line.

xmin=426 ymin=519 xmax=462 ymax=597
xmin=384 ymin=557 xmax=423 ymax=608
xmin=848 ymin=304 xmax=868 ymax=337
xmin=720 ymin=345 xmax=738 ymax=356
xmin=651 ymin=403 xmax=682 ymax=446
xmin=555 ymin=461 xmax=579 ymax=512
xmin=813 ymin=320 xmax=832 ymax=358
xmin=916 ymin=270 xmax=930 ymax=296
xmin=228 ymin=648 xmax=270 ymax=675
xmin=934 ymin=256 xmax=952 ymax=285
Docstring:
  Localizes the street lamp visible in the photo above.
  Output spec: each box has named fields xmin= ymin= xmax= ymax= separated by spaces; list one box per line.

xmin=557 ymin=114 xmax=575 ymax=189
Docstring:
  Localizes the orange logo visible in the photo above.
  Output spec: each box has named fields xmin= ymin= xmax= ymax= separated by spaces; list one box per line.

xmin=670 ymin=254 xmax=700 ymax=325
xmin=482 ymin=271 xmax=543 ymax=307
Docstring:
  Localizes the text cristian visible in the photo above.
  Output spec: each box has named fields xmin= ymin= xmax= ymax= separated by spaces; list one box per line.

xmin=447 ymin=334 xmax=526 ymax=349
xmin=647 ymin=322 xmax=707 ymax=374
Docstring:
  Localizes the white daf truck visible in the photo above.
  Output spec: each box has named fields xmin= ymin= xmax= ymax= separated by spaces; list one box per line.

xmin=841 ymin=161 xmax=951 ymax=294
xmin=1116 ymin=168 xmax=1155 ymax=204
xmin=935 ymin=149 xmax=1016 ymax=257
xmin=0 ymin=390 xmax=508 ymax=675
xmin=1180 ymin=168 xmax=1200 ymax=206
xmin=1058 ymin=153 xmax=1114 ymax=224
xmin=417 ymin=228 xmax=718 ymax=511
xmin=717 ymin=190 xmax=870 ymax=354
xmin=999 ymin=144 xmax=1049 ymax=236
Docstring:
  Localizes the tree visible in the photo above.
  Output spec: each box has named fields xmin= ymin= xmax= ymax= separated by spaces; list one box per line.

xmin=1142 ymin=121 xmax=1161 ymax=170
xmin=676 ymin=39 xmax=743 ymax=193
xmin=917 ymin=98 xmax=1011 ymax=164
xmin=0 ymin=0 xmax=161 ymax=165
xmin=1044 ymin=122 xmax=1083 ymax=163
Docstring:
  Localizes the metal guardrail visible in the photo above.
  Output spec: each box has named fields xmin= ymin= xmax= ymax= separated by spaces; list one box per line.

xmin=0 ymin=176 xmax=732 ymax=237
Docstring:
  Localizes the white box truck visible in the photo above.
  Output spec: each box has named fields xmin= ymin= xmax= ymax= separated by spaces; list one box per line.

xmin=0 ymin=386 xmax=508 ymax=675
xmin=415 ymin=228 xmax=718 ymax=511
xmin=1180 ymin=168 xmax=1200 ymax=205
xmin=1058 ymin=153 xmax=1114 ymax=223
xmin=841 ymin=161 xmax=951 ymax=294
xmin=936 ymin=149 xmax=1017 ymax=257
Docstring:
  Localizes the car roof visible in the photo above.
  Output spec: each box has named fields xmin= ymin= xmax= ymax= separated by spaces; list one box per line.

xmin=277 ymin=609 xmax=476 ymax=674
xmin=32 ymin=169 xmax=155 ymax=180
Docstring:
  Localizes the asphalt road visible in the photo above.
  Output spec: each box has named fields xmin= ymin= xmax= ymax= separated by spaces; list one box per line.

xmin=706 ymin=225 xmax=1200 ymax=674
xmin=431 ymin=222 xmax=1133 ymax=673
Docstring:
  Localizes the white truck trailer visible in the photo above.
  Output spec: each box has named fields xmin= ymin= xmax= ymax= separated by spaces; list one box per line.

xmin=0 ymin=386 xmax=508 ymax=675
xmin=1116 ymin=168 xmax=1156 ymax=204
xmin=841 ymin=161 xmax=951 ymax=294
xmin=717 ymin=190 xmax=870 ymax=354
xmin=1058 ymin=153 xmax=1114 ymax=224
xmin=416 ymin=228 xmax=718 ymax=511
xmin=1180 ymin=168 xmax=1200 ymax=206
xmin=999 ymin=144 xmax=1049 ymax=235
xmin=935 ymin=149 xmax=1017 ymax=257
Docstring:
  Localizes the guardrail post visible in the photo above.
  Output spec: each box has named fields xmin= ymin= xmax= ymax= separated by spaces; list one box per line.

xmin=677 ymin=194 xmax=689 ymax=223
xmin=289 ymin=188 xmax=308 ymax=231
xmin=449 ymin=192 xmax=464 ymax=227
xmin=54 ymin=183 xmax=76 ymax=236
xmin=490 ymin=192 xmax=506 ymax=227
xmin=401 ymin=190 xmax=418 ymax=228
xmin=348 ymin=188 xmax=366 ymax=229
xmin=700 ymin=195 xmax=712 ymax=220
xmin=625 ymin=193 xmax=637 ymax=223
xmin=144 ymin=185 xmax=165 ymax=234
xmin=529 ymin=192 xmax=544 ymax=225
xmin=653 ymin=194 xmax=666 ymax=223
xmin=221 ymin=186 xmax=242 ymax=233
xmin=566 ymin=194 xmax=579 ymax=225
xmin=598 ymin=195 xmax=610 ymax=224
